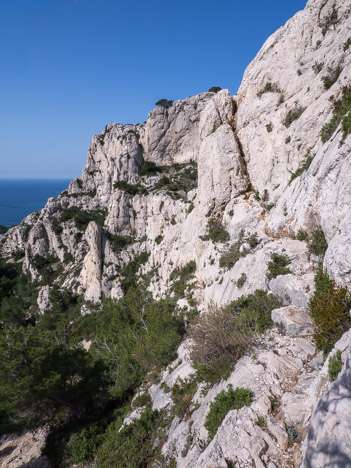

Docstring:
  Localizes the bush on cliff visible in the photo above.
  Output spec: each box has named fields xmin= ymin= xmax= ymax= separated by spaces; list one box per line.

xmin=188 ymin=290 xmax=282 ymax=382
xmin=309 ymin=266 xmax=351 ymax=356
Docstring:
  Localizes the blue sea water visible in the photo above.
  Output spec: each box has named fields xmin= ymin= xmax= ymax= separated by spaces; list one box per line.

xmin=0 ymin=179 xmax=71 ymax=227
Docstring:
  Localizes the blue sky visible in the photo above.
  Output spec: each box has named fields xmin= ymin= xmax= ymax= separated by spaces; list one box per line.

xmin=0 ymin=0 xmax=307 ymax=178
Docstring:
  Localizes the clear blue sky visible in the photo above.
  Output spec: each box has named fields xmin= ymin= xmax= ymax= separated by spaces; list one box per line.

xmin=0 ymin=0 xmax=307 ymax=178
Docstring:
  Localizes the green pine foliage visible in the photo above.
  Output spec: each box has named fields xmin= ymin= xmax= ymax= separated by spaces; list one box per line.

xmin=328 ymin=350 xmax=342 ymax=381
xmin=309 ymin=266 xmax=351 ymax=356
xmin=321 ymin=85 xmax=351 ymax=143
xmin=267 ymin=253 xmax=292 ymax=279
xmin=59 ymin=206 xmax=107 ymax=231
xmin=208 ymin=218 xmax=230 ymax=243
xmin=205 ymin=385 xmax=253 ymax=440
xmin=309 ymin=230 xmax=328 ymax=257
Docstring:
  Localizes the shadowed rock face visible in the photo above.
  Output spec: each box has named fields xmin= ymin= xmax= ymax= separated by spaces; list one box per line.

xmin=1 ymin=0 xmax=351 ymax=466
xmin=302 ymin=354 xmax=351 ymax=468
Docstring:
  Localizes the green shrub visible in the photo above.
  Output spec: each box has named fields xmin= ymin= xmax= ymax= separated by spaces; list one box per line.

xmin=208 ymin=218 xmax=230 ymax=243
xmin=283 ymin=106 xmax=306 ymax=128
xmin=108 ymin=234 xmax=133 ymax=253
xmin=170 ymin=261 xmax=196 ymax=298
xmin=319 ymin=3 xmax=338 ymax=36
xmin=267 ymin=253 xmax=292 ymax=279
xmin=188 ymin=290 xmax=282 ymax=382
xmin=51 ymin=218 xmax=63 ymax=234
xmin=309 ymin=230 xmax=328 ymax=257
xmin=321 ymin=66 xmax=342 ymax=90
xmin=285 ymin=136 xmax=291 ymax=144
xmin=296 ymin=229 xmax=308 ymax=241
xmin=114 ymin=180 xmax=147 ymax=196
xmin=312 ymin=62 xmax=324 ymax=74
xmin=155 ymin=99 xmax=174 ymax=108
xmin=60 ymin=206 xmax=107 ymax=231
xmin=219 ymin=231 xmax=257 ymax=270
xmin=155 ymin=235 xmax=163 ymax=245
xmin=328 ymin=350 xmax=342 ymax=381
xmin=97 ymin=409 xmax=169 ymax=467
xmin=65 ymin=425 xmax=105 ymax=465
xmin=0 ymin=325 xmax=107 ymax=430
xmin=266 ymin=123 xmax=273 ymax=133
xmin=133 ymin=392 xmax=152 ymax=408
xmin=63 ymin=251 xmax=74 ymax=263
xmin=236 ymin=273 xmax=247 ymax=288
xmin=208 ymin=86 xmax=222 ymax=93
xmin=343 ymin=38 xmax=351 ymax=51
xmin=321 ymin=85 xmax=351 ymax=143
xmin=12 ymin=250 xmax=25 ymax=261
xmin=187 ymin=202 xmax=195 ymax=214
xmin=119 ymin=251 xmax=149 ymax=293
xmin=0 ymin=258 xmax=38 ymax=328
xmin=309 ymin=266 xmax=351 ymax=355
xmin=139 ymin=161 xmax=163 ymax=176
xmin=32 ymin=253 xmax=63 ymax=284
xmin=151 ymin=162 xmax=198 ymax=199
xmin=289 ymin=153 xmax=313 ymax=184
xmin=205 ymin=385 xmax=253 ymax=440
xmin=171 ymin=377 xmax=197 ymax=418
xmin=97 ymin=125 xmax=111 ymax=145
xmin=257 ymin=82 xmax=280 ymax=98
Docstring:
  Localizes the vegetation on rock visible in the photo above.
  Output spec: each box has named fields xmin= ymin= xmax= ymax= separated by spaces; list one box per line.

xmin=208 ymin=218 xmax=230 ymax=243
xmin=267 ymin=253 xmax=292 ymax=279
xmin=205 ymin=385 xmax=253 ymax=440
xmin=188 ymin=290 xmax=282 ymax=382
xmin=328 ymin=350 xmax=342 ymax=381
xmin=309 ymin=265 xmax=351 ymax=356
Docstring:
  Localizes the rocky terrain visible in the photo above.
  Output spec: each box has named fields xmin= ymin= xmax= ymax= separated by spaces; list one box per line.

xmin=1 ymin=0 xmax=351 ymax=466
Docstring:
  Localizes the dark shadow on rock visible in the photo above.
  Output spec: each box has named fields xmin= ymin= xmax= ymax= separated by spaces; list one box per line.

xmin=20 ymin=456 xmax=52 ymax=468
xmin=302 ymin=354 xmax=351 ymax=468
xmin=0 ymin=445 xmax=16 ymax=458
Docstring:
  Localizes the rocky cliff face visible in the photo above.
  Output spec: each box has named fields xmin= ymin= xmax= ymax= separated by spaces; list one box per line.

xmin=1 ymin=0 xmax=351 ymax=466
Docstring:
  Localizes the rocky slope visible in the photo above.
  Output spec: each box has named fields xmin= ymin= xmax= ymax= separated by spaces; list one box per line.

xmin=1 ymin=0 xmax=351 ymax=466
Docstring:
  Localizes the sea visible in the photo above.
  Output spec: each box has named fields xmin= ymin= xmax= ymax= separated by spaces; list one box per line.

xmin=0 ymin=179 xmax=71 ymax=227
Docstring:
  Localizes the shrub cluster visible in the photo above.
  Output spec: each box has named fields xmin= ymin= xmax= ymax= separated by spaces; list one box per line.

xmin=208 ymin=86 xmax=222 ymax=93
xmin=267 ymin=253 xmax=292 ymax=279
xmin=188 ymin=290 xmax=282 ymax=383
xmin=219 ymin=230 xmax=258 ymax=270
xmin=328 ymin=350 xmax=342 ymax=381
xmin=289 ymin=152 xmax=314 ymax=184
xmin=321 ymin=66 xmax=342 ymax=90
xmin=114 ymin=180 xmax=147 ymax=196
xmin=107 ymin=233 xmax=133 ymax=253
xmin=283 ymin=106 xmax=306 ymax=128
xmin=119 ymin=251 xmax=150 ymax=293
xmin=170 ymin=261 xmax=196 ymax=299
xmin=319 ymin=3 xmax=339 ymax=36
xmin=97 ymin=409 xmax=169 ymax=467
xmin=309 ymin=229 xmax=328 ymax=257
xmin=208 ymin=218 xmax=230 ymax=243
xmin=309 ymin=266 xmax=351 ymax=355
xmin=151 ymin=162 xmax=198 ymax=199
xmin=59 ymin=206 xmax=107 ymax=231
xmin=205 ymin=385 xmax=253 ymax=440
xmin=171 ymin=377 xmax=197 ymax=418
xmin=321 ymin=85 xmax=351 ymax=143
xmin=155 ymin=99 xmax=174 ymax=108
xmin=257 ymin=82 xmax=280 ymax=98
